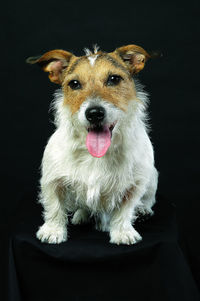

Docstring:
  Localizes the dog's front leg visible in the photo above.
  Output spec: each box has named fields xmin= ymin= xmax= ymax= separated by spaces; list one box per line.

xmin=109 ymin=186 xmax=145 ymax=245
xmin=36 ymin=181 xmax=68 ymax=244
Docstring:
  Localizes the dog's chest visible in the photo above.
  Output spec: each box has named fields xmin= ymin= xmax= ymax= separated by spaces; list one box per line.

xmin=65 ymin=152 xmax=133 ymax=212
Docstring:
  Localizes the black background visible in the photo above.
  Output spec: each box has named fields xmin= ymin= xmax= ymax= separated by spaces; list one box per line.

xmin=1 ymin=0 xmax=200 ymax=298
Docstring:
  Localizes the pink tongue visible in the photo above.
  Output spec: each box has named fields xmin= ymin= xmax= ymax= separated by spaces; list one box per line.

xmin=86 ymin=126 xmax=111 ymax=158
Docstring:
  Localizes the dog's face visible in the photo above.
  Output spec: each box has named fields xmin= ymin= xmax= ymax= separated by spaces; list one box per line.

xmin=27 ymin=45 xmax=150 ymax=157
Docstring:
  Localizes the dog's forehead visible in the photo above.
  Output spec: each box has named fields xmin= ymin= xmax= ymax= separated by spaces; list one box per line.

xmin=62 ymin=50 xmax=136 ymax=114
xmin=66 ymin=51 xmax=129 ymax=77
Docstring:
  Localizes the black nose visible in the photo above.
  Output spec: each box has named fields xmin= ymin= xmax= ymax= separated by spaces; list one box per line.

xmin=85 ymin=106 xmax=106 ymax=124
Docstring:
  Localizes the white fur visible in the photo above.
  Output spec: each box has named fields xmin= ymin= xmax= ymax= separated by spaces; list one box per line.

xmin=37 ymin=81 xmax=158 ymax=245
xmin=84 ymin=45 xmax=99 ymax=56
xmin=87 ymin=55 xmax=98 ymax=66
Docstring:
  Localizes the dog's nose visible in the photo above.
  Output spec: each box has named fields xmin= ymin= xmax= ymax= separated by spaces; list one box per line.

xmin=85 ymin=106 xmax=106 ymax=124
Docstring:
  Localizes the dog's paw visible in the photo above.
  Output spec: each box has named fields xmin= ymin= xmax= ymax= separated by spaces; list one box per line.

xmin=110 ymin=226 xmax=142 ymax=245
xmin=36 ymin=222 xmax=67 ymax=244
xmin=136 ymin=205 xmax=154 ymax=217
xmin=95 ymin=221 xmax=109 ymax=232
xmin=71 ymin=209 xmax=89 ymax=225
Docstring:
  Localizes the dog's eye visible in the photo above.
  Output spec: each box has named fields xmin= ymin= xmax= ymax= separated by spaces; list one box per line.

xmin=106 ymin=75 xmax=123 ymax=86
xmin=68 ymin=80 xmax=82 ymax=90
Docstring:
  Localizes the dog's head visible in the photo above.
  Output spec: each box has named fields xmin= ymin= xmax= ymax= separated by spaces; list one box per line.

xmin=27 ymin=45 xmax=152 ymax=157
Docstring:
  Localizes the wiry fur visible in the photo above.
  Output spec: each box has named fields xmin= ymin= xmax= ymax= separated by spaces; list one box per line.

xmin=33 ymin=44 xmax=158 ymax=245
xmin=37 ymin=81 xmax=158 ymax=245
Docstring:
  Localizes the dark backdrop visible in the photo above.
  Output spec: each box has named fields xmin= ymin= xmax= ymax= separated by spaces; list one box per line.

xmin=1 ymin=0 xmax=200 ymax=297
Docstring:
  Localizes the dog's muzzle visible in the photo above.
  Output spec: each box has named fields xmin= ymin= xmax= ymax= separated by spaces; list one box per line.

xmin=84 ymin=106 xmax=115 ymax=158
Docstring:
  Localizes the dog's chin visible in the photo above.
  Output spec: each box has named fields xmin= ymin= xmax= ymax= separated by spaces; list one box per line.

xmin=85 ymin=122 xmax=117 ymax=158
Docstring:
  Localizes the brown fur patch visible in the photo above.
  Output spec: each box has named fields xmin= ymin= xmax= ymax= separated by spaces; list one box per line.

xmin=62 ymin=55 xmax=136 ymax=114
xmin=27 ymin=45 xmax=150 ymax=112
xmin=27 ymin=44 xmax=151 ymax=107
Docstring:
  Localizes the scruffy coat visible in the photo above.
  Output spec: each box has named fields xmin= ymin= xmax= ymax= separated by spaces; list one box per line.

xmin=27 ymin=44 xmax=158 ymax=245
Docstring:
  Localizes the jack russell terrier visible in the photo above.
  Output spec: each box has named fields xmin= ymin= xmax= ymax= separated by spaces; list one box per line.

xmin=27 ymin=44 xmax=158 ymax=245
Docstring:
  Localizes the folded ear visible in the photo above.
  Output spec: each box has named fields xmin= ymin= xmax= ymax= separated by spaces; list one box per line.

xmin=26 ymin=49 xmax=74 ymax=84
xmin=114 ymin=45 xmax=151 ymax=74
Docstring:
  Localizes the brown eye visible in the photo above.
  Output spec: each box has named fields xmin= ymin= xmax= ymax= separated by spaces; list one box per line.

xmin=106 ymin=74 xmax=123 ymax=86
xmin=68 ymin=80 xmax=82 ymax=90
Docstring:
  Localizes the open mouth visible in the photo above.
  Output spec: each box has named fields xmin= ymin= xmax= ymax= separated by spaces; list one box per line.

xmin=86 ymin=122 xmax=116 ymax=158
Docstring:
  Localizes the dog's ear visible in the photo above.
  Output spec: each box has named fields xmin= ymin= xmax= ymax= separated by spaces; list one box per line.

xmin=114 ymin=45 xmax=151 ymax=74
xmin=26 ymin=50 xmax=74 ymax=84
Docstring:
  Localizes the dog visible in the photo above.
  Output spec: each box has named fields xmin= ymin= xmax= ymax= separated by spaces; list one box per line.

xmin=27 ymin=44 xmax=158 ymax=245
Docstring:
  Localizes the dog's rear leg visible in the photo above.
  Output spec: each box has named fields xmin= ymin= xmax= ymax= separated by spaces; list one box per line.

xmin=137 ymin=167 xmax=158 ymax=216
xmin=36 ymin=180 xmax=68 ymax=244
xmin=71 ymin=208 xmax=90 ymax=225
xmin=109 ymin=185 xmax=146 ymax=245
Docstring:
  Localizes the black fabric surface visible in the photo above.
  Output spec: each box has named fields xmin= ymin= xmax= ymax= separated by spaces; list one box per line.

xmin=8 ymin=194 xmax=199 ymax=301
